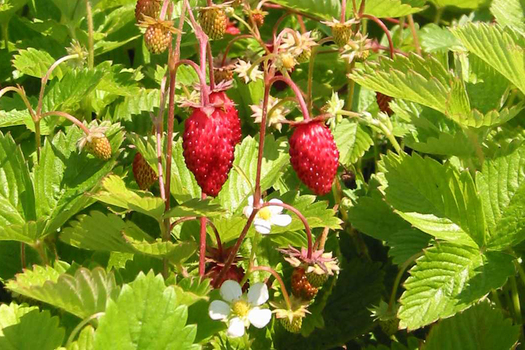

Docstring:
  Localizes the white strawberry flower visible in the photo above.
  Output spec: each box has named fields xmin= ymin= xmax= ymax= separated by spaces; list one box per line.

xmin=243 ymin=196 xmax=292 ymax=234
xmin=250 ymin=95 xmax=290 ymax=131
xmin=234 ymin=59 xmax=264 ymax=83
xmin=208 ymin=280 xmax=272 ymax=338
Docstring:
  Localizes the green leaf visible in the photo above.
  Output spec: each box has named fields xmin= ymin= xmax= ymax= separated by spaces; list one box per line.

xmin=93 ymin=175 xmax=165 ymax=220
xmin=491 ymin=0 xmax=525 ymax=36
xmin=452 ymin=23 xmax=525 ymax=95
xmin=263 ymin=0 xmax=339 ymax=20
xmin=381 ymin=152 xmax=486 ymax=248
xmin=164 ymin=198 xmax=225 ymax=219
xmin=123 ymin=236 xmax=196 ymax=263
xmin=398 ymin=243 xmax=515 ymax=330
xmin=172 ymin=277 xmax=212 ymax=307
xmin=350 ymin=0 xmax=425 ymax=18
xmin=420 ymin=24 xmax=464 ymax=53
xmin=61 ymin=211 xmax=152 ymax=253
xmin=217 ymin=135 xmax=290 ymax=214
xmin=0 ymin=132 xmax=36 ymax=241
xmin=34 ymin=123 xmax=124 ymax=236
xmin=93 ymin=272 xmax=198 ymax=350
xmin=428 ymin=0 xmax=485 ymax=8
xmin=349 ymin=54 xmax=471 ymax=124
xmin=423 ymin=301 xmax=520 ymax=350
xmin=333 ymin=119 xmax=373 ymax=166
xmin=41 ymin=66 xmax=106 ymax=113
xmin=6 ymin=267 xmax=119 ymax=319
xmin=348 ymin=187 xmax=431 ymax=264
xmin=67 ymin=325 xmax=95 ymax=350
xmin=170 ymin=138 xmax=201 ymax=202
xmin=0 ymin=303 xmax=65 ymax=350
xmin=12 ymin=48 xmax=65 ymax=79
xmin=477 ymin=144 xmax=525 ymax=250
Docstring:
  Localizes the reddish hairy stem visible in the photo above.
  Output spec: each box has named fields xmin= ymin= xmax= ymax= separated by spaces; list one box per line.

xmin=297 ymin=15 xmax=306 ymax=34
xmin=251 ymin=266 xmax=292 ymax=309
xmin=207 ymin=43 xmax=215 ymax=90
xmin=261 ymin=201 xmax=313 ymax=259
xmin=221 ymin=34 xmax=254 ymax=66
xmin=272 ymin=13 xmax=291 ymax=43
xmin=253 ymin=78 xmax=272 ymax=205
xmin=341 ymin=0 xmax=347 ymax=22
xmin=214 ymin=209 xmax=259 ymax=286
xmin=160 ymin=0 xmax=170 ymax=20
xmin=170 ymin=216 xmax=223 ymax=256
xmin=362 ymin=14 xmax=394 ymax=59
xmin=384 ymin=17 xmax=409 ymax=28
xmin=40 ymin=111 xmax=90 ymax=134
xmin=174 ymin=59 xmax=209 ymax=105
xmin=269 ymin=76 xmax=311 ymax=120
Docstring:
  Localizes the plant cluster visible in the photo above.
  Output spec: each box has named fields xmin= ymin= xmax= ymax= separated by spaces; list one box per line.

xmin=0 ymin=0 xmax=525 ymax=349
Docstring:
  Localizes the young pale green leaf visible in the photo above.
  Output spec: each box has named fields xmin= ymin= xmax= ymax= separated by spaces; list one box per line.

xmin=67 ymin=325 xmax=95 ymax=350
xmin=420 ymin=24 xmax=464 ymax=53
xmin=61 ymin=211 xmax=153 ymax=253
xmin=93 ymin=175 xmax=165 ymax=220
xmin=93 ymin=271 xmax=198 ymax=350
xmin=0 ymin=132 xmax=36 ymax=241
xmin=348 ymin=186 xmax=431 ymax=264
xmin=477 ymin=144 xmax=525 ymax=250
xmin=0 ymin=303 xmax=65 ymax=350
xmin=490 ymin=0 xmax=525 ymax=36
xmin=398 ymin=243 xmax=515 ymax=330
xmin=350 ymin=54 xmax=471 ymax=124
xmin=381 ymin=152 xmax=485 ymax=247
xmin=217 ymin=135 xmax=290 ymax=214
xmin=34 ymin=123 xmax=124 ymax=235
xmin=349 ymin=0 xmax=424 ymax=18
xmin=333 ymin=119 xmax=373 ymax=166
xmin=12 ymin=48 xmax=65 ymax=79
xmin=6 ymin=267 xmax=119 ymax=319
xmin=423 ymin=301 xmax=520 ymax=350
xmin=452 ymin=23 xmax=525 ymax=95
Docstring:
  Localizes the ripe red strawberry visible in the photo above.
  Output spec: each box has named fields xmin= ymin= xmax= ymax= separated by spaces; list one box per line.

xmin=132 ymin=153 xmax=158 ymax=190
xmin=291 ymin=268 xmax=318 ymax=301
xmin=206 ymin=264 xmax=246 ymax=289
xmin=199 ymin=6 xmax=227 ymax=40
xmin=144 ymin=22 xmax=172 ymax=54
xmin=289 ymin=121 xmax=339 ymax=195
xmin=182 ymin=107 xmax=235 ymax=197
xmin=209 ymin=91 xmax=241 ymax=146
xmin=135 ymin=0 xmax=161 ymax=22
xmin=280 ymin=317 xmax=302 ymax=333
xmin=376 ymin=92 xmax=394 ymax=116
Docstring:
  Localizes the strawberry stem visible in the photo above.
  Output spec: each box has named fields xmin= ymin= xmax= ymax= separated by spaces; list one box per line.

xmin=340 ymin=0 xmax=347 ymax=23
xmin=261 ymin=201 xmax=313 ymax=259
xmin=269 ymin=75 xmax=311 ymax=120
xmin=222 ymin=34 xmax=257 ymax=67
xmin=40 ymin=111 xmax=90 ymax=135
xmin=251 ymin=265 xmax=292 ymax=310
xmin=361 ymin=14 xmax=394 ymax=59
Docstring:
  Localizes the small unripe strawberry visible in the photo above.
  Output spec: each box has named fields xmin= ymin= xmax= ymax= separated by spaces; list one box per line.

xmin=135 ymin=0 xmax=160 ymax=22
xmin=86 ymin=136 xmax=112 ymax=160
xmin=132 ymin=153 xmax=158 ymax=190
xmin=380 ymin=318 xmax=399 ymax=336
xmin=376 ymin=92 xmax=394 ymax=116
xmin=332 ymin=24 xmax=352 ymax=47
xmin=144 ymin=22 xmax=172 ymax=54
xmin=305 ymin=272 xmax=328 ymax=288
xmin=296 ymin=49 xmax=311 ymax=63
xmin=289 ymin=121 xmax=339 ymax=196
xmin=250 ymin=9 xmax=267 ymax=27
xmin=280 ymin=317 xmax=302 ymax=333
xmin=291 ymin=268 xmax=318 ymax=301
xmin=199 ymin=6 xmax=227 ymax=40
xmin=182 ymin=106 xmax=235 ymax=197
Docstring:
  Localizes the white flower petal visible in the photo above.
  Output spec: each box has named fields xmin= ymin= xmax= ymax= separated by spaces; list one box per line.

xmin=268 ymin=199 xmax=284 ymax=214
xmin=253 ymin=218 xmax=272 ymax=234
xmin=227 ymin=317 xmax=245 ymax=338
xmin=220 ymin=280 xmax=242 ymax=302
xmin=247 ymin=282 xmax=269 ymax=305
xmin=248 ymin=307 xmax=272 ymax=328
xmin=247 ymin=195 xmax=254 ymax=207
xmin=209 ymin=300 xmax=231 ymax=320
xmin=243 ymin=206 xmax=253 ymax=218
xmin=271 ymin=214 xmax=292 ymax=227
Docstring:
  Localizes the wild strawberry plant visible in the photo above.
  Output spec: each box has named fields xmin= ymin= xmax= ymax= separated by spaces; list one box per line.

xmin=0 ymin=0 xmax=524 ymax=348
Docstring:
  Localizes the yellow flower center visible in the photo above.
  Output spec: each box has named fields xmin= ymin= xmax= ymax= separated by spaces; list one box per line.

xmin=258 ymin=207 xmax=272 ymax=221
xmin=231 ymin=300 xmax=251 ymax=317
